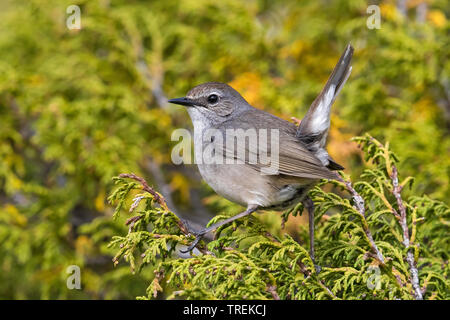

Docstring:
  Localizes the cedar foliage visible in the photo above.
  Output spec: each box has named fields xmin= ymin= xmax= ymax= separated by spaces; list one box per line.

xmin=108 ymin=134 xmax=449 ymax=300
xmin=0 ymin=0 xmax=448 ymax=299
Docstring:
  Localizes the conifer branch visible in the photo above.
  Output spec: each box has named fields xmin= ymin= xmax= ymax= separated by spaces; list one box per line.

xmin=333 ymin=173 xmax=386 ymax=266
xmin=264 ymin=231 xmax=337 ymax=299
xmin=266 ymin=285 xmax=281 ymax=300
xmin=119 ymin=173 xmax=168 ymax=211
xmin=108 ymin=135 xmax=448 ymax=300
xmin=117 ymin=173 xmax=209 ymax=254
xmin=359 ymin=135 xmax=424 ymax=300
xmin=391 ymin=165 xmax=423 ymax=300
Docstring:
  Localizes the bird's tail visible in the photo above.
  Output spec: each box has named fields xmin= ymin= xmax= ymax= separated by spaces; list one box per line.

xmin=296 ymin=44 xmax=353 ymax=169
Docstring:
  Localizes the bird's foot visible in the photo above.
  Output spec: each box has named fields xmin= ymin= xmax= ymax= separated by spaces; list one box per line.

xmin=314 ymin=264 xmax=322 ymax=274
xmin=309 ymin=254 xmax=321 ymax=274
xmin=180 ymin=227 xmax=207 ymax=254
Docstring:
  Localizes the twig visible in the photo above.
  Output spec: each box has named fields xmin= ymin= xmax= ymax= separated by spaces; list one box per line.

xmin=333 ymin=173 xmax=386 ymax=266
xmin=266 ymin=285 xmax=281 ymax=300
xmin=366 ymin=137 xmax=423 ymax=299
xmin=125 ymin=215 xmax=142 ymax=233
xmin=119 ymin=173 xmax=168 ymax=210
xmin=118 ymin=173 xmax=210 ymax=255
xmin=390 ymin=165 xmax=423 ymax=300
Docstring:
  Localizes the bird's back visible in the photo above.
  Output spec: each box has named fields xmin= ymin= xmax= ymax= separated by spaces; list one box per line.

xmin=221 ymin=105 xmax=342 ymax=173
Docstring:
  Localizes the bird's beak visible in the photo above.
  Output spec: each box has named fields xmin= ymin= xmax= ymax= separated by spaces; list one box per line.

xmin=168 ymin=97 xmax=195 ymax=107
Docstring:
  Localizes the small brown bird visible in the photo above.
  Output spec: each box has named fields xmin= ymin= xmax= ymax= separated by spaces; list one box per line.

xmin=169 ymin=44 xmax=353 ymax=261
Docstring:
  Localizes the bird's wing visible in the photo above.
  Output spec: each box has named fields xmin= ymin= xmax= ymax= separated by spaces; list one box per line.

xmin=216 ymin=109 xmax=336 ymax=180
xmin=265 ymin=134 xmax=337 ymax=180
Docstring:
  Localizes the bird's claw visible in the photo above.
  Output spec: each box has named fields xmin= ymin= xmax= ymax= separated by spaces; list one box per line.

xmin=314 ymin=264 xmax=322 ymax=274
xmin=180 ymin=230 xmax=206 ymax=254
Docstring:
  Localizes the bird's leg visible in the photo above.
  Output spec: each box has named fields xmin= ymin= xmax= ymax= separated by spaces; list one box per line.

xmin=180 ymin=205 xmax=259 ymax=254
xmin=302 ymin=197 xmax=321 ymax=273
xmin=303 ymin=197 xmax=315 ymax=261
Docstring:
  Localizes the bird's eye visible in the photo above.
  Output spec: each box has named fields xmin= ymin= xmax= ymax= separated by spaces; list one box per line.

xmin=207 ymin=94 xmax=219 ymax=104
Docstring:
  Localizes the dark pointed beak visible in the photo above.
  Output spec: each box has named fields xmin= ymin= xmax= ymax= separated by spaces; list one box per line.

xmin=168 ymin=97 xmax=195 ymax=107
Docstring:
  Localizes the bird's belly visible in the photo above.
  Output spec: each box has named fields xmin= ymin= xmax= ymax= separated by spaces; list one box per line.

xmin=196 ymin=163 xmax=255 ymax=207
xmin=196 ymin=162 xmax=313 ymax=209
xmin=265 ymin=185 xmax=310 ymax=210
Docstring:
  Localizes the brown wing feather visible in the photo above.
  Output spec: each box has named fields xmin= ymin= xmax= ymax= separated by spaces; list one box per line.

xmin=217 ymin=108 xmax=336 ymax=180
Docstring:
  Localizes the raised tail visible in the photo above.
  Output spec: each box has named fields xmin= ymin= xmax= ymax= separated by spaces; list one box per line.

xmin=296 ymin=44 xmax=353 ymax=169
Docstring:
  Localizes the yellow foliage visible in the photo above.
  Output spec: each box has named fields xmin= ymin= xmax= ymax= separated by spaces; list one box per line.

xmin=4 ymin=204 xmax=27 ymax=227
xmin=32 ymin=265 xmax=63 ymax=282
xmin=413 ymin=96 xmax=439 ymax=119
xmin=427 ymin=10 xmax=447 ymax=28
xmin=170 ymin=173 xmax=190 ymax=204
xmin=229 ymin=72 xmax=262 ymax=107
xmin=27 ymin=74 xmax=44 ymax=86
xmin=327 ymin=115 xmax=360 ymax=168
xmin=75 ymin=235 xmax=94 ymax=256
xmin=95 ymin=189 xmax=106 ymax=212
xmin=380 ymin=3 xmax=401 ymax=22
xmin=279 ymin=40 xmax=307 ymax=60
xmin=8 ymin=174 xmax=23 ymax=191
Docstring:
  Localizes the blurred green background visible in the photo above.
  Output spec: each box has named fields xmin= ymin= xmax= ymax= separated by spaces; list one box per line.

xmin=0 ymin=0 xmax=448 ymax=299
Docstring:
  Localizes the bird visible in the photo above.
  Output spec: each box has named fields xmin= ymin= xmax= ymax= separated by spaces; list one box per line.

xmin=168 ymin=44 xmax=353 ymax=262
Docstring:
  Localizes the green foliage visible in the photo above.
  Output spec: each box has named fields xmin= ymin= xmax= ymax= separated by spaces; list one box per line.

xmin=0 ymin=0 xmax=448 ymax=299
xmin=109 ymin=135 xmax=449 ymax=300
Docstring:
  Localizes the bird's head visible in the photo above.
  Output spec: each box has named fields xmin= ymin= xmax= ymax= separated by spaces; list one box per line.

xmin=169 ymin=82 xmax=248 ymax=119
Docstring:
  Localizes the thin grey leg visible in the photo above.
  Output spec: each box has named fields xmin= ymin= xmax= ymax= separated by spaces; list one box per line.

xmin=302 ymin=197 xmax=315 ymax=262
xmin=180 ymin=205 xmax=259 ymax=253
